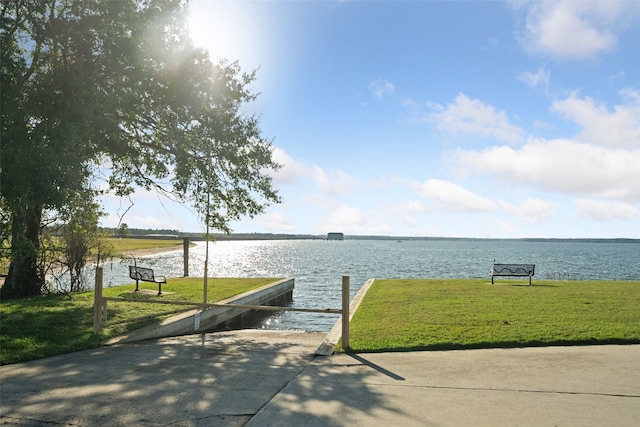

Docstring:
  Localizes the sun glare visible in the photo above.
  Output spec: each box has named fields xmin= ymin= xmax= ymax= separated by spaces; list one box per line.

xmin=187 ymin=1 xmax=268 ymax=69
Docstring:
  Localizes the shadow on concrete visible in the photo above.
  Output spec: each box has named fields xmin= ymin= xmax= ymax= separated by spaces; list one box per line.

xmin=347 ymin=353 xmax=405 ymax=381
xmin=0 ymin=330 xmax=390 ymax=427
xmin=246 ymin=350 xmax=411 ymax=426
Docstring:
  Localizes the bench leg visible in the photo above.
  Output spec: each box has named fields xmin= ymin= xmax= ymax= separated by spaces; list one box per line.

xmin=491 ymin=276 xmax=494 ymax=284
xmin=157 ymin=282 xmax=162 ymax=296
xmin=135 ymin=280 xmax=139 ymax=292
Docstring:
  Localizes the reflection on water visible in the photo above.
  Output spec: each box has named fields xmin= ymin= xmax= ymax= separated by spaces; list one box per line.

xmin=65 ymin=239 xmax=640 ymax=332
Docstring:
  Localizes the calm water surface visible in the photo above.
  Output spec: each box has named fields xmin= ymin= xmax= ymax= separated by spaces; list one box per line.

xmin=89 ymin=239 xmax=639 ymax=332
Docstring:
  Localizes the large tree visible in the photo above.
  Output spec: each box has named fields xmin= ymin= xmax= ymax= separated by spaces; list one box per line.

xmin=0 ymin=0 xmax=281 ymax=298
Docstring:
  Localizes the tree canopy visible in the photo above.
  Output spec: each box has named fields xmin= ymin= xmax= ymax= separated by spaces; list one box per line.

xmin=0 ymin=0 xmax=281 ymax=298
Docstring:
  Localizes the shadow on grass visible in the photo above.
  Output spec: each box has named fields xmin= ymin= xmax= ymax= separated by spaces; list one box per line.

xmin=493 ymin=283 xmax=560 ymax=287
xmin=0 ymin=293 xmax=169 ymax=365
xmin=346 ymin=338 xmax=640 ymax=354
xmin=0 ymin=296 xmax=102 ymax=364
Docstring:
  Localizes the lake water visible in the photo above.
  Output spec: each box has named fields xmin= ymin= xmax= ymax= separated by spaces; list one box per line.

xmin=86 ymin=239 xmax=639 ymax=332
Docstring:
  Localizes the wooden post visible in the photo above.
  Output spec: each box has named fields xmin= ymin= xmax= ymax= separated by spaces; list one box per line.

xmin=342 ymin=275 xmax=350 ymax=350
xmin=203 ymin=245 xmax=208 ymax=305
xmin=93 ymin=267 xmax=104 ymax=334
xmin=183 ymin=238 xmax=189 ymax=277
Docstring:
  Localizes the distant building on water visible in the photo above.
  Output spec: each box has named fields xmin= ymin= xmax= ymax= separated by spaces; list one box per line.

xmin=327 ymin=232 xmax=344 ymax=241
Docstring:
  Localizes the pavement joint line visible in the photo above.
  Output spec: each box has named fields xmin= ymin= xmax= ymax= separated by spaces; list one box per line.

xmin=292 ymin=378 xmax=640 ymax=399
xmin=412 ymin=385 xmax=640 ymax=399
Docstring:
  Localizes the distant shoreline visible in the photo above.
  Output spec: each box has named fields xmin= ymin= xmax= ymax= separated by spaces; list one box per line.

xmin=162 ymin=234 xmax=640 ymax=244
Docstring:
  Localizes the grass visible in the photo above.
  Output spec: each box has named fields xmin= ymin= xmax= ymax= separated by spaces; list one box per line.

xmin=5 ymin=276 xmax=639 ymax=364
xmin=107 ymin=237 xmax=184 ymax=254
xmin=0 ymin=277 xmax=279 ymax=365
xmin=346 ymin=279 xmax=640 ymax=352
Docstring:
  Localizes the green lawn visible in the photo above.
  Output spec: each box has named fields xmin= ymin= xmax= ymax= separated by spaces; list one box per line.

xmin=107 ymin=237 xmax=184 ymax=254
xmin=347 ymin=279 xmax=640 ymax=352
xmin=0 ymin=277 xmax=278 ymax=365
xmin=5 ymin=277 xmax=639 ymax=364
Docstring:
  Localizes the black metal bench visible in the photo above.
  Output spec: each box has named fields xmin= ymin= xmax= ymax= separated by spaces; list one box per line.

xmin=490 ymin=263 xmax=535 ymax=285
xmin=129 ymin=266 xmax=166 ymax=295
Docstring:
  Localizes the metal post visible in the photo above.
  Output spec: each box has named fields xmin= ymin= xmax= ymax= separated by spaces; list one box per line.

xmin=342 ymin=275 xmax=350 ymax=350
xmin=183 ymin=238 xmax=189 ymax=277
xmin=93 ymin=267 xmax=103 ymax=334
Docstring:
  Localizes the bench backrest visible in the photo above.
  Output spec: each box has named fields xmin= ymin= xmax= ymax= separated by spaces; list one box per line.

xmin=491 ymin=264 xmax=535 ymax=276
xmin=129 ymin=266 xmax=155 ymax=281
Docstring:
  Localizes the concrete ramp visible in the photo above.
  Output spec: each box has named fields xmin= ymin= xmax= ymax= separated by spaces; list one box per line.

xmin=104 ymin=278 xmax=294 ymax=345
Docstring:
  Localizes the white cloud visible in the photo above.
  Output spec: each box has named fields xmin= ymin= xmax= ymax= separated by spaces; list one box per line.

xmin=447 ymin=88 xmax=640 ymax=208
xmin=621 ymin=88 xmax=640 ymax=105
xmin=519 ymin=0 xmax=638 ymax=59
xmin=310 ymin=166 xmax=357 ymax=195
xmin=271 ymin=147 xmax=356 ymax=195
xmin=100 ymin=186 xmax=201 ymax=231
xmin=429 ymin=94 xmax=525 ymax=144
xmin=400 ymin=214 xmax=418 ymax=230
xmin=256 ymin=211 xmax=294 ymax=232
xmin=301 ymin=194 xmax=340 ymax=212
xmin=452 ymin=138 xmax=640 ymax=202
xmin=499 ymin=198 xmax=556 ymax=223
xmin=532 ymin=119 xmax=553 ymax=131
xmin=366 ymin=174 xmax=404 ymax=191
xmin=320 ymin=205 xmax=391 ymax=235
xmin=575 ymin=199 xmax=639 ymax=221
xmin=551 ymin=91 xmax=640 ymax=148
xmin=401 ymin=200 xmax=432 ymax=214
xmin=326 ymin=205 xmax=366 ymax=226
xmin=269 ymin=147 xmax=308 ymax=185
xmin=135 ymin=215 xmax=170 ymax=229
xmin=608 ymin=71 xmax=625 ymax=84
xmin=491 ymin=218 xmax=518 ymax=235
xmin=369 ymin=78 xmax=395 ymax=100
xmin=517 ymin=67 xmax=550 ymax=91
xmin=414 ymin=179 xmax=497 ymax=212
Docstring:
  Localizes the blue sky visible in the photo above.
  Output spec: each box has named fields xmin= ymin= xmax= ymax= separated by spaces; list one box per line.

xmin=100 ymin=0 xmax=640 ymax=238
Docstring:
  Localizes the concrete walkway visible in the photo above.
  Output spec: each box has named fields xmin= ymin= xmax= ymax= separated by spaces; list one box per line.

xmin=251 ymin=343 xmax=640 ymax=427
xmin=1 ymin=331 xmax=639 ymax=426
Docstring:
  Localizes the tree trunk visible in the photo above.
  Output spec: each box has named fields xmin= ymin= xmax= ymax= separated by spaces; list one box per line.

xmin=1 ymin=205 xmax=44 ymax=299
